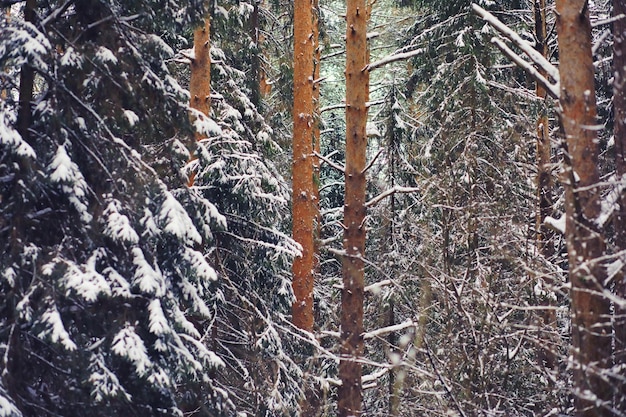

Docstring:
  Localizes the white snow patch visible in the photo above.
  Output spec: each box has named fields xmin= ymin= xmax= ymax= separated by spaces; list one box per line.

xmin=183 ymin=247 xmax=218 ymax=282
xmin=132 ymin=248 xmax=165 ymax=297
xmin=39 ymin=306 xmax=77 ymax=351
xmin=0 ymin=107 xmax=35 ymax=159
xmin=48 ymin=145 xmax=92 ymax=223
xmin=0 ymin=391 xmax=21 ymax=417
xmin=123 ymin=110 xmax=139 ymax=127
xmin=111 ymin=326 xmax=152 ymax=376
xmin=103 ymin=267 xmax=132 ymax=299
xmin=102 ymin=201 xmax=139 ymax=244
xmin=95 ymin=46 xmax=118 ymax=65
xmin=148 ymin=299 xmax=171 ymax=336
xmin=544 ymin=215 xmax=566 ymax=234
xmin=64 ymin=254 xmax=112 ymax=302
xmin=60 ymin=47 xmax=83 ymax=68
xmin=158 ymin=191 xmax=202 ymax=245
xmin=88 ymin=354 xmax=131 ymax=402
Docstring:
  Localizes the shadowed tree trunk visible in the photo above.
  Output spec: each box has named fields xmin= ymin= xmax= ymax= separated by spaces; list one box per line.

xmin=292 ymin=0 xmax=316 ymax=332
xmin=338 ymin=0 xmax=369 ymax=414
xmin=534 ymin=0 xmax=553 ymax=258
xmin=533 ymin=0 xmax=556 ymax=372
xmin=555 ymin=1 xmax=611 ymax=415
xmin=613 ymin=0 xmax=626 ymax=410
xmin=188 ymin=16 xmax=211 ymax=186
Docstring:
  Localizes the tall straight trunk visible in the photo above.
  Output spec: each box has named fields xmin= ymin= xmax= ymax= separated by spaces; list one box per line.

xmin=613 ymin=0 xmax=626 ymax=409
xmin=555 ymin=1 xmax=611 ymax=415
xmin=312 ymin=0 xmax=321 ymax=279
xmin=339 ymin=0 xmax=369 ymax=414
xmin=533 ymin=0 xmax=556 ymax=372
xmin=534 ymin=0 xmax=553 ymax=257
xmin=188 ymin=17 xmax=211 ymax=186
xmin=292 ymin=0 xmax=316 ymax=332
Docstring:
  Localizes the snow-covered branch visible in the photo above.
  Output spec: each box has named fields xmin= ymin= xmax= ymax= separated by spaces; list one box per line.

xmin=472 ymin=4 xmax=560 ymax=85
xmin=490 ymin=38 xmax=559 ymax=99
xmin=320 ymin=103 xmax=345 ymax=113
xmin=364 ymin=279 xmax=393 ymax=294
xmin=544 ymin=214 xmax=566 ymax=235
xmin=363 ymin=319 xmax=415 ymax=340
xmin=365 ymin=48 xmax=425 ymax=72
xmin=365 ymin=185 xmax=420 ymax=208
xmin=314 ymin=151 xmax=345 ymax=173
xmin=362 ymin=367 xmax=389 ymax=389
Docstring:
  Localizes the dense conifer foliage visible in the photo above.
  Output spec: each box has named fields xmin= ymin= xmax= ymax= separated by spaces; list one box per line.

xmin=0 ymin=1 xmax=298 ymax=416
xmin=2 ymin=0 xmax=626 ymax=416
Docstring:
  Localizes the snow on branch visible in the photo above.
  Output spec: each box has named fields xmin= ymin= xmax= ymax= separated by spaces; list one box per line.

xmin=365 ymin=48 xmax=425 ymax=72
xmin=314 ymin=151 xmax=345 ymax=173
xmin=592 ymin=13 xmax=626 ymax=28
xmin=472 ymin=4 xmax=560 ymax=90
xmin=362 ymin=367 xmax=389 ymax=389
xmin=490 ymin=38 xmax=560 ymax=99
xmin=544 ymin=214 xmax=566 ymax=235
xmin=365 ymin=185 xmax=420 ymax=208
xmin=364 ymin=279 xmax=393 ymax=294
xmin=363 ymin=319 xmax=415 ymax=340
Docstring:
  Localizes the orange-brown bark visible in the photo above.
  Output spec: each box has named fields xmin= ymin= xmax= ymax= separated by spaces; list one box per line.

xmin=187 ymin=17 xmax=211 ymax=187
xmin=190 ymin=18 xmax=211 ymax=121
xmin=338 ymin=0 xmax=369 ymax=414
xmin=533 ymin=0 xmax=557 ymax=372
xmin=613 ymin=0 xmax=626 ymax=408
xmin=292 ymin=0 xmax=316 ymax=332
xmin=555 ymin=1 xmax=611 ymax=415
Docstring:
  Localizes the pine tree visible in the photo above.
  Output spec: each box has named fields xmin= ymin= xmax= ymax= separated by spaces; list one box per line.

xmin=339 ymin=0 xmax=369 ymax=414
xmin=292 ymin=0 xmax=317 ymax=332
xmin=555 ymin=1 xmax=611 ymax=415
xmin=0 ymin=1 xmax=231 ymax=416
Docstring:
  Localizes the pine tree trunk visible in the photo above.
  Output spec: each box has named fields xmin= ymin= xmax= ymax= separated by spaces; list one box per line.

xmin=613 ymin=0 xmax=626 ymax=409
xmin=190 ymin=18 xmax=211 ymax=122
xmin=534 ymin=0 xmax=553 ymax=257
xmin=533 ymin=0 xmax=556 ymax=372
xmin=312 ymin=0 xmax=321 ymax=279
xmin=292 ymin=0 xmax=316 ymax=332
xmin=555 ymin=1 xmax=611 ymax=415
xmin=339 ymin=0 xmax=369 ymax=413
xmin=187 ymin=16 xmax=211 ymax=186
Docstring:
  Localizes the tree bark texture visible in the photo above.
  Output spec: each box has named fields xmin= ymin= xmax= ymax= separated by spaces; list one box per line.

xmin=339 ymin=0 xmax=369 ymax=414
xmin=187 ymin=17 xmax=211 ymax=186
xmin=533 ymin=0 xmax=557 ymax=372
xmin=190 ymin=18 xmax=211 ymax=121
xmin=292 ymin=0 xmax=316 ymax=332
xmin=534 ymin=0 xmax=553 ymax=257
xmin=613 ymin=0 xmax=626 ymax=409
xmin=555 ymin=1 xmax=611 ymax=415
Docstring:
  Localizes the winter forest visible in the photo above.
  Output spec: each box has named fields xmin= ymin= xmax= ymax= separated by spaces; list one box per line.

xmin=2 ymin=0 xmax=626 ymax=416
